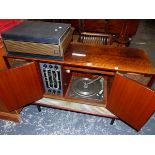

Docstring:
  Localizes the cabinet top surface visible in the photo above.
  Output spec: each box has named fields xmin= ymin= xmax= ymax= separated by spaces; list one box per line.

xmin=7 ymin=42 xmax=155 ymax=75
xmin=64 ymin=43 xmax=155 ymax=74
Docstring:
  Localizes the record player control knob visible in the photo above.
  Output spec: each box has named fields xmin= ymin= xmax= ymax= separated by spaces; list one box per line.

xmin=54 ymin=65 xmax=58 ymax=70
xmin=43 ymin=64 xmax=47 ymax=68
xmin=57 ymin=90 xmax=61 ymax=94
xmin=48 ymin=89 xmax=52 ymax=92
xmin=49 ymin=65 xmax=53 ymax=68
xmin=65 ymin=70 xmax=70 ymax=73
xmin=53 ymin=90 xmax=56 ymax=94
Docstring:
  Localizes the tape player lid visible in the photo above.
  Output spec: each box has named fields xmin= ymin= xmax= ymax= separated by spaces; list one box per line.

xmin=1 ymin=20 xmax=71 ymax=44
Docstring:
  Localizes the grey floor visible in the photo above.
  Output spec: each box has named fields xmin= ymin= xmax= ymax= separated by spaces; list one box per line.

xmin=0 ymin=20 xmax=155 ymax=135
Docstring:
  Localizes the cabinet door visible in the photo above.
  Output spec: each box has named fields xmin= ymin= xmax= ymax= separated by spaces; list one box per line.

xmin=0 ymin=40 xmax=8 ymax=71
xmin=0 ymin=62 xmax=44 ymax=111
xmin=106 ymin=73 xmax=155 ymax=131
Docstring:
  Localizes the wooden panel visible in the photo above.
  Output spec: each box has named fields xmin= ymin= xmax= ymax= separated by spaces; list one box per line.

xmin=0 ymin=38 xmax=8 ymax=71
xmin=0 ymin=52 xmax=7 ymax=71
xmin=0 ymin=98 xmax=8 ymax=112
xmin=8 ymin=58 xmax=30 ymax=68
xmin=107 ymin=19 xmax=140 ymax=35
xmin=61 ymin=66 xmax=72 ymax=96
xmin=64 ymin=66 xmax=114 ymax=75
xmin=0 ymin=110 xmax=20 ymax=122
xmin=0 ymin=38 xmax=3 ymax=48
xmin=106 ymin=73 xmax=155 ymax=131
xmin=64 ymin=43 xmax=155 ymax=75
xmin=70 ymin=20 xmax=80 ymax=32
xmin=7 ymin=43 xmax=155 ymax=75
xmin=0 ymin=62 xmax=44 ymax=111
xmin=81 ymin=19 xmax=107 ymax=33
xmin=60 ymin=19 xmax=139 ymax=35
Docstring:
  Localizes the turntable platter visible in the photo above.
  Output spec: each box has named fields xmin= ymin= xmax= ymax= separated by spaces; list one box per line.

xmin=71 ymin=77 xmax=103 ymax=98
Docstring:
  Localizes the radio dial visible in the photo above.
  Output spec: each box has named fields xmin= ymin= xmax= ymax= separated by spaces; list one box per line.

xmin=43 ymin=64 xmax=47 ymax=68
xmin=49 ymin=65 xmax=53 ymax=68
xmin=54 ymin=65 xmax=58 ymax=70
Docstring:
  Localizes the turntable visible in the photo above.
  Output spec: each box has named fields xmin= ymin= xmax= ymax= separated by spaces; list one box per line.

xmin=69 ymin=76 xmax=104 ymax=101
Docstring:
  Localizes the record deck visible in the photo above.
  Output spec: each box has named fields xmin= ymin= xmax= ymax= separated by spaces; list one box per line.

xmin=69 ymin=76 xmax=104 ymax=101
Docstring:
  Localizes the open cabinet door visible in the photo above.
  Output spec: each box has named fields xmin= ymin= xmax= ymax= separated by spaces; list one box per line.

xmin=106 ymin=73 xmax=155 ymax=131
xmin=0 ymin=62 xmax=44 ymax=111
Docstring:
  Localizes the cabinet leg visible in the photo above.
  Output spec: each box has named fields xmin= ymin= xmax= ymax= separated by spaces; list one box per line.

xmin=110 ymin=118 xmax=115 ymax=125
xmin=37 ymin=105 xmax=41 ymax=112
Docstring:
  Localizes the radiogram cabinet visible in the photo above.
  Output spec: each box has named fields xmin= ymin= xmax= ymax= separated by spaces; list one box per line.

xmin=0 ymin=42 xmax=155 ymax=131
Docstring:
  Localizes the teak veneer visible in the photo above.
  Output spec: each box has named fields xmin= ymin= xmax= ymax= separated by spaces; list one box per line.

xmin=1 ymin=42 xmax=155 ymax=131
xmin=64 ymin=43 xmax=155 ymax=75
xmin=7 ymin=42 xmax=155 ymax=75
xmin=0 ymin=38 xmax=8 ymax=71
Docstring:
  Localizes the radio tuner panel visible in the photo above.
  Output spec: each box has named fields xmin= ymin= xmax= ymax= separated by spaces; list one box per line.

xmin=39 ymin=62 xmax=63 ymax=95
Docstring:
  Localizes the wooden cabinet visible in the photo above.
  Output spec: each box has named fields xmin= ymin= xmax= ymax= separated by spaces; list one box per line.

xmin=63 ymin=19 xmax=140 ymax=45
xmin=106 ymin=73 xmax=155 ymax=131
xmin=0 ymin=42 xmax=155 ymax=131
xmin=0 ymin=39 xmax=21 ymax=122
xmin=107 ymin=19 xmax=139 ymax=35
xmin=0 ymin=62 xmax=44 ymax=111
xmin=0 ymin=61 xmax=44 ymax=121
xmin=0 ymin=38 xmax=8 ymax=71
xmin=59 ymin=19 xmax=139 ymax=35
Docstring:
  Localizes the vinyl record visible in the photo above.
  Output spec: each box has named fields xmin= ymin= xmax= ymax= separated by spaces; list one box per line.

xmin=72 ymin=77 xmax=102 ymax=97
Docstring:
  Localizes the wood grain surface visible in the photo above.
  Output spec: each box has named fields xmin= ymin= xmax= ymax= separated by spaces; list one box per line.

xmin=7 ymin=42 xmax=155 ymax=75
xmin=0 ymin=62 xmax=44 ymax=111
xmin=64 ymin=43 xmax=155 ymax=75
xmin=0 ymin=110 xmax=20 ymax=122
xmin=106 ymin=73 xmax=155 ymax=131
xmin=0 ymin=39 xmax=8 ymax=71
xmin=50 ymin=19 xmax=139 ymax=35
xmin=107 ymin=19 xmax=140 ymax=35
